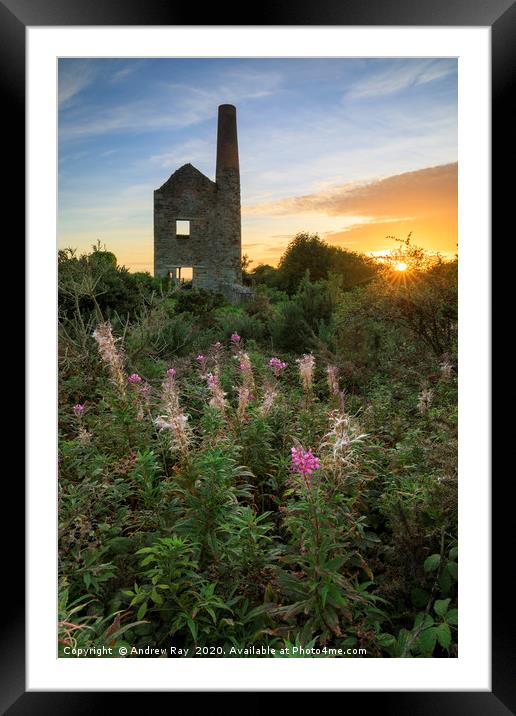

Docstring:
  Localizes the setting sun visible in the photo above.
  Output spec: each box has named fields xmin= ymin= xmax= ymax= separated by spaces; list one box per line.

xmin=395 ymin=262 xmax=408 ymax=272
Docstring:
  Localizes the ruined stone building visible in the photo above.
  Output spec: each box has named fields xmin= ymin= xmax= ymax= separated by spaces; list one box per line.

xmin=154 ymin=104 xmax=248 ymax=300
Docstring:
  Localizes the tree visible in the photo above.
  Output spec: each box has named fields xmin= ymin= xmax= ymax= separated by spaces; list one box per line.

xmin=249 ymin=263 xmax=279 ymax=288
xmin=276 ymin=232 xmax=377 ymax=294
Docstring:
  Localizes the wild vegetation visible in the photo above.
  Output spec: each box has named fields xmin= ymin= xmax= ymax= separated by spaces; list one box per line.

xmin=58 ymin=233 xmax=457 ymax=658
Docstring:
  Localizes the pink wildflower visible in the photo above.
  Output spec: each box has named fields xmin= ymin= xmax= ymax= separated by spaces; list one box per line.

xmin=237 ymin=386 xmax=252 ymax=421
xmin=128 ymin=373 xmax=142 ymax=384
xmin=259 ymin=383 xmax=278 ymax=417
xmin=207 ymin=373 xmax=219 ymax=389
xmin=296 ymin=353 xmax=315 ymax=394
xmin=92 ymin=322 xmax=126 ymax=395
xmin=73 ymin=404 xmax=85 ymax=416
xmin=268 ymin=357 xmax=288 ymax=377
xmin=196 ymin=354 xmax=206 ymax=364
xmin=206 ymin=372 xmax=227 ymax=411
xmin=155 ymin=370 xmax=190 ymax=453
xmin=236 ymin=351 xmax=255 ymax=392
xmin=230 ymin=332 xmax=241 ymax=344
xmin=291 ymin=446 xmax=321 ymax=479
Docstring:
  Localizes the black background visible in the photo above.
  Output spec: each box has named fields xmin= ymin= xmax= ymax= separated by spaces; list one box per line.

xmin=5 ymin=0 xmax=512 ymax=710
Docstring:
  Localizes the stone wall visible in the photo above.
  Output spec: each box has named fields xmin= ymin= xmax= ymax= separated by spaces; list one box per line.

xmin=153 ymin=105 xmax=244 ymax=298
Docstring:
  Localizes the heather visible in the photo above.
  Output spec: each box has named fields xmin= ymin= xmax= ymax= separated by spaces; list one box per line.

xmin=58 ymin=235 xmax=457 ymax=658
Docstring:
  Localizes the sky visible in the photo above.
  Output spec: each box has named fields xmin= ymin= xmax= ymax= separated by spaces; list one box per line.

xmin=58 ymin=58 xmax=458 ymax=272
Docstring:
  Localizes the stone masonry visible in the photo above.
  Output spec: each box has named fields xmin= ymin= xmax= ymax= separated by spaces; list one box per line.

xmin=154 ymin=104 xmax=248 ymax=299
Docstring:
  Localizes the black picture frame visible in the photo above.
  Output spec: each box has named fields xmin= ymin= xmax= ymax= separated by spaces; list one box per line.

xmin=8 ymin=0 xmax=510 ymax=709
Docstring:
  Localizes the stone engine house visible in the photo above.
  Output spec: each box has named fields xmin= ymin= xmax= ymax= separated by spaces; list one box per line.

xmin=154 ymin=104 xmax=247 ymax=299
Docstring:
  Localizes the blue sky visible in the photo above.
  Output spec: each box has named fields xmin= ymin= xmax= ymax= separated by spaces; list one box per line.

xmin=58 ymin=58 xmax=458 ymax=271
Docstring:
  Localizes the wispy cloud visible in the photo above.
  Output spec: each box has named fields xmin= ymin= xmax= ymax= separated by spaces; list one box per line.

xmin=111 ymin=64 xmax=139 ymax=83
xmin=150 ymin=139 xmax=213 ymax=170
xmin=346 ymin=60 xmax=456 ymax=100
xmin=59 ymin=65 xmax=285 ymax=141
xmin=58 ymin=61 xmax=97 ymax=108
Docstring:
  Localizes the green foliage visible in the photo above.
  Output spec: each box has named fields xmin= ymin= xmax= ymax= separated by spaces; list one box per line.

xmin=175 ymin=287 xmax=227 ymax=315
xmin=276 ymin=232 xmax=377 ymax=294
xmin=58 ymin=240 xmax=457 ymax=658
xmin=215 ymin=309 xmax=266 ymax=342
xmin=59 ymin=243 xmax=164 ymax=327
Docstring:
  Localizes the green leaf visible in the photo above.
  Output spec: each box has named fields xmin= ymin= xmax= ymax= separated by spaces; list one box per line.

xmin=447 ymin=562 xmax=458 ymax=581
xmin=320 ymin=585 xmax=330 ymax=608
xmin=424 ymin=554 xmax=441 ymax=573
xmin=414 ymin=612 xmax=434 ymax=629
xmin=139 ymin=556 xmax=156 ymax=566
xmin=418 ymin=627 xmax=437 ymax=657
xmin=397 ymin=628 xmax=411 ymax=654
xmin=446 ymin=608 xmax=458 ymax=625
xmin=434 ymin=598 xmax=451 ymax=617
xmin=378 ymin=633 xmax=396 ymax=648
xmin=137 ymin=602 xmax=148 ymax=620
xmin=436 ymin=622 xmax=452 ymax=649
xmin=439 ymin=568 xmax=452 ymax=593
xmin=449 ymin=547 xmax=458 ymax=561
xmin=186 ymin=616 xmax=197 ymax=642
xmin=150 ymin=589 xmax=163 ymax=606
xmin=206 ymin=607 xmax=217 ymax=624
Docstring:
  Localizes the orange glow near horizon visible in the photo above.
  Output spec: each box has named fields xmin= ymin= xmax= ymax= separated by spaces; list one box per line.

xmin=58 ymin=163 xmax=457 ymax=273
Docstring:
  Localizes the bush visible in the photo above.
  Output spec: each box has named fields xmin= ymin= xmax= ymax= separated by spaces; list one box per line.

xmin=276 ymin=232 xmax=377 ymax=294
xmin=216 ymin=310 xmax=266 ymax=342
xmin=58 ymin=242 xmax=458 ymax=658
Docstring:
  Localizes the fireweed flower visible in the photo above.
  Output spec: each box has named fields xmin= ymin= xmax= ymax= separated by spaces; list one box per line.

xmin=326 ymin=365 xmax=340 ymax=396
xmin=291 ymin=446 xmax=321 ymax=481
xmin=92 ymin=322 xmax=127 ymax=395
xmin=230 ymin=332 xmax=241 ymax=344
xmin=128 ymin=373 xmax=142 ymax=384
xmin=136 ymin=383 xmax=152 ymax=420
xmin=237 ymin=386 xmax=252 ymax=421
xmin=211 ymin=342 xmax=223 ymax=375
xmin=235 ymin=351 xmax=255 ymax=392
xmin=154 ymin=369 xmax=190 ymax=453
xmin=268 ymin=357 xmax=288 ymax=377
xmin=296 ymin=353 xmax=315 ymax=393
xmin=206 ymin=372 xmax=227 ymax=412
xmin=72 ymin=404 xmax=91 ymax=444
xmin=321 ymin=409 xmax=368 ymax=468
xmin=196 ymin=354 xmax=208 ymax=377
xmin=259 ymin=383 xmax=278 ymax=417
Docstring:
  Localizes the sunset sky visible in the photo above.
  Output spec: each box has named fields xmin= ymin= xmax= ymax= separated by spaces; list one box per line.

xmin=58 ymin=58 xmax=457 ymax=272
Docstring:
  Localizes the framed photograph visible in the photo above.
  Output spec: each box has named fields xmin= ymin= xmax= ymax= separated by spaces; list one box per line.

xmin=8 ymin=0 xmax=508 ymax=707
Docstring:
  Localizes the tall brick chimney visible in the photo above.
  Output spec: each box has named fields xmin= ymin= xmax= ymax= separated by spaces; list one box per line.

xmin=214 ymin=104 xmax=241 ymax=285
xmin=216 ymin=104 xmax=239 ymax=181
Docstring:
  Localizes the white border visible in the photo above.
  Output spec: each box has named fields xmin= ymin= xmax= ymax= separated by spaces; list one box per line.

xmin=27 ymin=26 xmax=490 ymax=691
